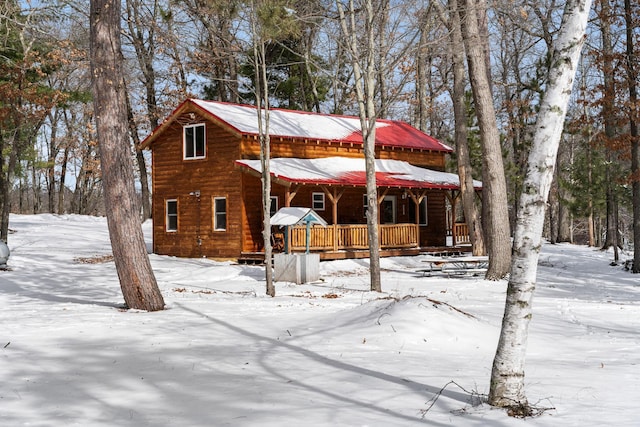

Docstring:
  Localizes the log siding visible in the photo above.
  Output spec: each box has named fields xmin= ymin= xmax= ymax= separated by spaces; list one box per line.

xmin=146 ymin=102 xmax=457 ymax=260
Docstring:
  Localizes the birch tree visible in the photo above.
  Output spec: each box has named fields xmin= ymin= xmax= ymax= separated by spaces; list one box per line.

xmin=488 ymin=0 xmax=591 ymax=411
xmin=90 ymin=0 xmax=165 ymax=311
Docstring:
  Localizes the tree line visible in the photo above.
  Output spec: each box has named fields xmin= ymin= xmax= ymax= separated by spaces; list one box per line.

xmin=1 ymin=1 xmax=638 ymax=255
xmin=0 ymin=0 xmax=635 ymax=415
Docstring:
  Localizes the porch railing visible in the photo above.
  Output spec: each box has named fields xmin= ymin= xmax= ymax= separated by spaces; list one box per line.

xmin=289 ymin=223 xmax=418 ymax=252
xmin=452 ymin=223 xmax=470 ymax=245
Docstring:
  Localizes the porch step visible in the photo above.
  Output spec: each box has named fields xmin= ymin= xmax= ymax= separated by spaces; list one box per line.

xmin=238 ymin=252 xmax=265 ymax=264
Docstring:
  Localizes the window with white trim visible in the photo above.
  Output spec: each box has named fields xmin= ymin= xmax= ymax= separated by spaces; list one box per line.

xmin=166 ymin=199 xmax=178 ymax=232
xmin=270 ymin=196 xmax=278 ymax=217
xmin=183 ymin=124 xmax=206 ymax=159
xmin=409 ymin=197 xmax=428 ymax=226
xmin=312 ymin=192 xmax=325 ymax=211
xmin=214 ymin=197 xmax=227 ymax=231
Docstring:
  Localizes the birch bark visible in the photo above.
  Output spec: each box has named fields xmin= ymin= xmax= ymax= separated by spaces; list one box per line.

xmin=489 ymin=0 xmax=592 ymax=408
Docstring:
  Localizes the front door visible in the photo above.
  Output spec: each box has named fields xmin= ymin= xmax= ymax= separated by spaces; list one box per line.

xmin=381 ymin=195 xmax=396 ymax=224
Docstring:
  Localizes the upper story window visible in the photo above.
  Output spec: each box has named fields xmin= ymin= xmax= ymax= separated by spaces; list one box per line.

xmin=184 ymin=124 xmax=206 ymax=159
xmin=312 ymin=192 xmax=325 ymax=211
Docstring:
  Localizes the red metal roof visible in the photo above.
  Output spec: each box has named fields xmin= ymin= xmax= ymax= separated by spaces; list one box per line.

xmin=236 ymin=157 xmax=482 ymax=190
xmin=142 ymin=99 xmax=452 ymax=153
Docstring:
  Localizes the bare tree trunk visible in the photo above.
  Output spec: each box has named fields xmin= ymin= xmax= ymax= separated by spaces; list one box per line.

xmin=416 ymin=12 xmax=429 ymax=132
xmin=47 ymin=110 xmax=59 ymax=213
xmin=1 ymin=129 xmax=20 ymax=243
xmin=449 ymin=0 xmax=485 ymax=255
xmin=459 ymin=0 xmax=511 ymax=278
xmin=124 ymin=84 xmax=152 ymax=220
xmin=556 ymin=139 xmax=573 ymax=242
xmin=548 ymin=175 xmax=559 ymax=243
xmin=336 ymin=0 xmax=382 ymax=292
xmin=251 ymin=2 xmax=274 ymax=297
xmin=58 ymin=144 xmax=69 ymax=214
xmin=124 ymin=0 xmax=158 ymax=220
xmin=624 ymin=0 xmax=640 ymax=272
xmin=489 ymin=0 xmax=591 ymax=409
xmin=600 ymin=0 xmax=620 ymax=262
xmin=90 ymin=0 xmax=165 ymax=311
xmin=0 ymin=132 xmax=6 ymax=242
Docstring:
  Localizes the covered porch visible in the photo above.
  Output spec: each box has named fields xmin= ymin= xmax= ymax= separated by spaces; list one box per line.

xmin=286 ymin=223 xmax=419 ymax=257
xmin=237 ymin=157 xmax=480 ymax=261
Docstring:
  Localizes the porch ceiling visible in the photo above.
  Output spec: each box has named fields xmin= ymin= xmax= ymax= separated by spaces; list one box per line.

xmin=235 ymin=157 xmax=482 ymax=190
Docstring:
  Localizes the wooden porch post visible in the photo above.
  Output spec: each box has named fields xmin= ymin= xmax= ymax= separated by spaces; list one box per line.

xmin=446 ymin=191 xmax=457 ymax=246
xmin=322 ymin=186 xmax=344 ymax=252
xmin=284 ymin=185 xmax=299 ymax=251
xmin=407 ymin=188 xmax=427 ymax=249
xmin=376 ymin=188 xmax=389 ymax=248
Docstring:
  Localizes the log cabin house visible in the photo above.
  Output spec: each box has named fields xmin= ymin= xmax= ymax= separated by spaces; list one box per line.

xmin=140 ymin=99 xmax=480 ymax=261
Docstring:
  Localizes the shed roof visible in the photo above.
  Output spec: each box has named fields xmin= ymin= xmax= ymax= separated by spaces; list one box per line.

xmin=141 ymin=99 xmax=452 ymax=152
xmin=270 ymin=207 xmax=328 ymax=227
xmin=236 ymin=157 xmax=482 ymax=190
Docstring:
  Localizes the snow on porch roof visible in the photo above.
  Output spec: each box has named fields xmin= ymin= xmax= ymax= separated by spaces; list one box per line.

xmin=235 ymin=157 xmax=482 ymax=190
xmin=190 ymin=99 xmax=452 ymax=152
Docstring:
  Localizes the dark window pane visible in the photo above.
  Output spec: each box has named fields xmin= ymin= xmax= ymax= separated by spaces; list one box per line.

xmin=195 ymin=125 xmax=205 ymax=157
xmin=409 ymin=198 xmax=428 ymax=225
xmin=215 ymin=198 xmax=227 ymax=230
xmin=166 ymin=200 xmax=178 ymax=231
xmin=185 ymin=127 xmax=195 ymax=158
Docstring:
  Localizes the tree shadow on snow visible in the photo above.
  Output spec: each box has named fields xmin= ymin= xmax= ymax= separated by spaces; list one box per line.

xmin=175 ymin=303 xmax=496 ymax=426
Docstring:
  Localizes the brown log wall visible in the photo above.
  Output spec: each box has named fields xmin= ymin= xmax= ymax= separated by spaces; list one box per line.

xmin=151 ymin=111 xmax=243 ymax=258
xmin=150 ymin=108 xmax=450 ymax=259
xmin=241 ymin=137 xmax=446 ymax=170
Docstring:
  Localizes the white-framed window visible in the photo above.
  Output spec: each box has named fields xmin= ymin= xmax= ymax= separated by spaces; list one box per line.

xmin=409 ymin=197 xmax=428 ymax=226
xmin=270 ymin=196 xmax=278 ymax=217
xmin=183 ymin=123 xmax=206 ymax=159
xmin=363 ymin=194 xmax=368 ymax=218
xmin=166 ymin=199 xmax=178 ymax=232
xmin=214 ymin=197 xmax=227 ymax=231
xmin=312 ymin=192 xmax=325 ymax=211
xmin=381 ymin=195 xmax=397 ymax=224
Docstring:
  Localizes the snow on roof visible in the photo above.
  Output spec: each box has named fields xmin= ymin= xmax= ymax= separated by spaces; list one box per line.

xmin=236 ymin=157 xmax=482 ymax=190
xmin=270 ymin=207 xmax=328 ymax=227
xmin=190 ymin=99 xmax=452 ymax=152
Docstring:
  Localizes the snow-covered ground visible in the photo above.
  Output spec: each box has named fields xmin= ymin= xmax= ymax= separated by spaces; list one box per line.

xmin=1 ymin=214 xmax=638 ymax=426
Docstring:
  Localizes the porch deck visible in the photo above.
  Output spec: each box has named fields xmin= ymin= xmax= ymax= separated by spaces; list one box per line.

xmin=238 ymin=222 xmax=470 ymax=263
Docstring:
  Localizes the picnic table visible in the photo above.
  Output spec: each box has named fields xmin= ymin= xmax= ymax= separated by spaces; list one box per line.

xmin=418 ymin=256 xmax=489 ymax=277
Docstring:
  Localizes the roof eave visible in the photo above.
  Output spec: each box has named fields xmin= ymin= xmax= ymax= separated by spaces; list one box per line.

xmin=139 ymin=99 xmax=192 ymax=150
xmin=141 ymin=99 xmax=247 ymax=150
